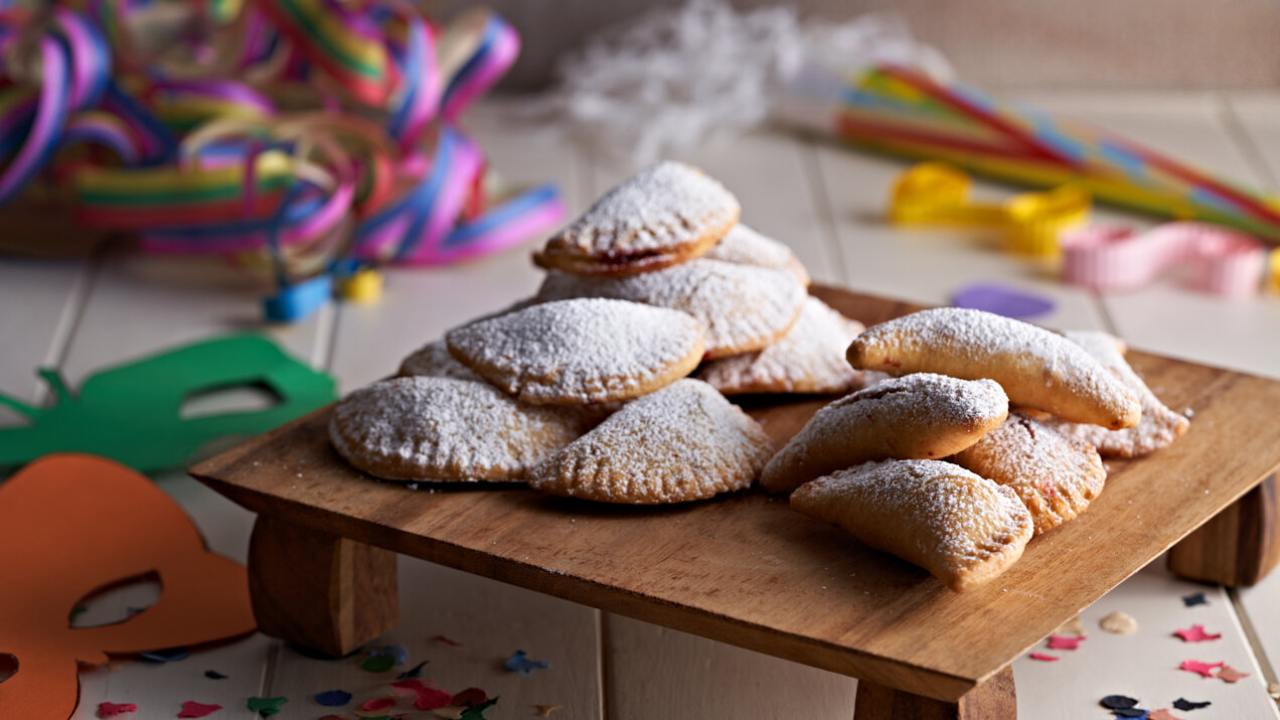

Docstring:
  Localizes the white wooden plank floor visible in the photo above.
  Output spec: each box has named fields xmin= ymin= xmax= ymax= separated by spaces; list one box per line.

xmin=3 ymin=92 xmax=1278 ymax=719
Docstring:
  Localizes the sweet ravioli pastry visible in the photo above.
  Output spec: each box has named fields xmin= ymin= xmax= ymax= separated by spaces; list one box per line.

xmin=446 ymin=298 xmax=705 ymax=405
xmin=704 ymin=223 xmax=810 ymax=286
xmin=398 ymin=339 xmax=481 ymax=381
xmin=760 ymin=373 xmax=1008 ymax=493
xmin=533 ymin=161 xmax=739 ymax=276
xmin=536 ymin=258 xmax=805 ymax=358
xmin=699 ymin=297 xmax=864 ymax=396
xmin=848 ymin=307 xmax=1141 ymax=429
xmin=1044 ymin=330 xmax=1190 ymax=458
xmin=329 ymin=377 xmax=582 ymax=482
xmin=951 ymin=414 xmax=1106 ymax=535
xmin=791 ymin=459 xmax=1034 ymax=591
xmin=530 ymin=379 xmax=773 ymax=504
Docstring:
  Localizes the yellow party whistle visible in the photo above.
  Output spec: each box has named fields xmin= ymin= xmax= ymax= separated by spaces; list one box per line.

xmin=888 ymin=163 xmax=1091 ymax=257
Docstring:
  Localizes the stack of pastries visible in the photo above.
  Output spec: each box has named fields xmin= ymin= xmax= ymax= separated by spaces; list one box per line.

xmin=328 ymin=160 xmax=1190 ymax=592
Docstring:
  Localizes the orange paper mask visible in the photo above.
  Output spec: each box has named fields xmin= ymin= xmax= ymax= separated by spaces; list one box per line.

xmin=0 ymin=454 xmax=257 ymax=719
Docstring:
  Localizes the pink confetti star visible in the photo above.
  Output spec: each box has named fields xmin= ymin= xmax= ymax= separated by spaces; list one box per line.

xmin=1174 ymin=624 xmax=1222 ymax=643
xmin=1179 ymin=659 xmax=1224 ymax=678
xmin=1148 ymin=710 xmax=1184 ymax=720
xmin=1046 ymin=634 xmax=1085 ymax=650
xmin=1028 ymin=652 xmax=1059 ymax=662
xmin=1217 ymin=664 xmax=1250 ymax=683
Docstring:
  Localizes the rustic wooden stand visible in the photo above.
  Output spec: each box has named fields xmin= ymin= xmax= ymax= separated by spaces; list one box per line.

xmin=192 ymin=287 xmax=1280 ymax=719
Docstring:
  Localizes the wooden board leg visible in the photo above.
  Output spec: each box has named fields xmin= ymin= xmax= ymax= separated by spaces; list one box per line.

xmin=248 ymin=514 xmax=399 ymax=657
xmin=853 ymin=667 xmax=1015 ymax=720
xmin=1168 ymin=474 xmax=1280 ymax=587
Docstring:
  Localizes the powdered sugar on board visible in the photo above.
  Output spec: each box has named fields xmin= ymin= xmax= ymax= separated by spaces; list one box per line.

xmin=544 ymin=160 xmax=740 ymax=257
xmin=445 ymin=298 xmax=705 ymax=405
xmin=536 ymin=258 xmax=805 ymax=358
xmin=329 ymin=377 xmax=583 ymax=481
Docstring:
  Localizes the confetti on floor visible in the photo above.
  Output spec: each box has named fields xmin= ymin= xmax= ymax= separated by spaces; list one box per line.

xmin=1056 ymin=616 xmax=1086 ymax=636
xmin=139 ymin=647 xmax=189 ymax=663
xmin=1178 ymin=660 xmax=1224 ymax=678
xmin=203 ymin=670 xmax=227 ymax=680
xmin=534 ymin=704 xmax=563 ymax=717
xmin=1172 ymin=698 xmax=1211 ymax=711
xmin=1147 ymin=709 xmax=1183 ymax=720
xmin=1047 ymin=634 xmax=1085 ymax=650
xmin=433 ymin=635 xmax=463 ymax=647
xmin=246 ymin=696 xmax=287 ymax=717
xmin=1100 ymin=611 xmax=1139 ymax=635
xmin=1173 ymin=625 xmax=1222 ymax=643
xmin=314 ymin=689 xmax=353 ymax=707
xmin=361 ymin=653 xmax=397 ymax=673
xmin=1028 ymin=652 xmax=1059 ymax=662
xmin=397 ymin=660 xmax=430 ymax=679
xmin=1181 ymin=592 xmax=1208 ymax=607
xmin=96 ymin=702 xmax=138 ymax=718
xmin=451 ymin=688 xmax=489 ymax=707
xmin=1101 ymin=695 xmax=1140 ymax=710
xmin=369 ymin=643 xmax=410 ymax=665
xmin=504 ymin=649 xmax=550 ymax=675
xmin=1112 ymin=709 xmax=1148 ymax=719
xmin=176 ymin=700 xmax=222 ymax=718
xmin=1216 ymin=664 xmax=1249 ymax=683
xmin=391 ymin=679 xmax=451 ymax=710
xmin=359 ymin=697 xmax=398 ymax=712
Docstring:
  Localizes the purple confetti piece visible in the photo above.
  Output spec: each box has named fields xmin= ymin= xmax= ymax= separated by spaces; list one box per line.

xmin=950 ymin=283 xmax=1055 ymax=319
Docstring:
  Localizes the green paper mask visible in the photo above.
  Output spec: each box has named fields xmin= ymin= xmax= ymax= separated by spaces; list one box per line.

xmin=0 ymin=334 xmax=336 ymax=473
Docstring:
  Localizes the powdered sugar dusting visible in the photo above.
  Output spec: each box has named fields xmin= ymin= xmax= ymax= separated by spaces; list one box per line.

xmin=330 ymin=377 xmax=582 ymax=482
xmin=704 ymin=223 xmax=809 ymax=285
xmin=530 ymin=379 xmax=773 ymax=503
xmin=699 ymin=297 xmax=863 ymax=394
xmin=398 ymin=339 xmax=481 ymax=381
xmin=1044 ymin=330 xmax=1190 ymax=457
xmin=761 ymin=373 xmax=1008 ymax=492
xmin=536 ymin=258 xmax=805 ymax=358
xmin=446 ymin=298 xmax=704 ymax=405
xmin=543 ymin=160 xmax=739 ymax=259
xmin=952 ymin=413 xmax=1105 ymax=534
xmin=850 ymin=307 xmax=1140 ymax=428
xmin=792 ymin=459 xmax=1033 ymax=589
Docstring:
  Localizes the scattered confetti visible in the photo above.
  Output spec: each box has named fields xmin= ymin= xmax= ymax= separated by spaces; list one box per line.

xmin=1028 ymin=652 xmax=1059 ymax=662
xmin=451 ymin=688 xmax=489 ymax=707
xmin=1174 ymin=625 xmax=1222 ymax=643
xmin=361 ymin=653 xmax=396 ymax=673
xmin=1100 ymin=611 xmax=1139 ymax=635
xmin=1216 ymin=664 xmax=1249 ymax=683
xmin=950 ymin=283 xmax=1055 ymax=319
xmin=203 ymin=670 xmax=227 ymax=680
xmin=359 ymin=697 xmax=398 ymax=712
xmin=1101 ymin=695 xmax=1140 ymax=710
xmin=1148 ymin=710 xmax=1183 ymax=720
xmin=1172 ymin=698 xmax=1211 ymax=711
xmin=1047 ymin=634 xmax=1085 ymax=650
xmin=1182 ymin=592 xmax=1208 ymax=607
xmin=1112 ymin=710 xmax=1148 ymax=719
xmin=177 ymin=701 xmax=222 ymax=718
xmin=314 ymin=690 xmax=353 ymax=707
xmin=246 ymin=696 xmax=287 ymax=717
xmin=505 ymin=650 xmax=550 ymax=675
xmin=1056 ymin=616 xmax=1086 ymax=636
xmin=1178 ymin=660 xmax=1224 ymax=678
xmin=96 ymin=702 xmax=138 ymax=718
xmin=534 ymin=704 xmax=563 ymax=717
xmin=392 ymin=679 xmax=452 ymax=710
xmin=369 ymin=644 xmax=410 ymax=665
xmin=397 ymin=660 xmax=430 ymax=679
xmin=434 ymin=635 xmax=463 ymax=647
xmin=461 ymin=697 xmax=499 ymax=719
xmin=434 ymin=708 xmax=466 ymax=720
xmin=139 ymin=647 xmax=189 ymax=663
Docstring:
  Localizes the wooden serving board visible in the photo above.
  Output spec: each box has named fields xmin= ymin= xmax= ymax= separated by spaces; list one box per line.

xmin=192 ymin=286 xmax=1280 ymax=702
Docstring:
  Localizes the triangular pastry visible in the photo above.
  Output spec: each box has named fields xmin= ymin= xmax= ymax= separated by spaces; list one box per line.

xmin=530 ymin=379 xmax=773 ymax=503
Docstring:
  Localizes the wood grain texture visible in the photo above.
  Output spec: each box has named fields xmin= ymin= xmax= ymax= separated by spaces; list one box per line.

xmin=248 ymin=515 xmax=398 ymax=657
xmin=854 ymin=667 xmax=1015 ymax=720
xmin=1168 ymin=475 xmax=1280 ymax=587
xmin=192 ymin=285 xmax=1280 ymax=702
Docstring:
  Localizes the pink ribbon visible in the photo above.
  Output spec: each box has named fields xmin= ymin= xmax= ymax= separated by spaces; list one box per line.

xmin=1061 ymin=222 xmax=1267 ymax=298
